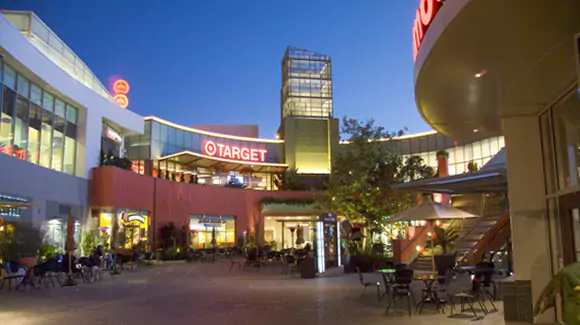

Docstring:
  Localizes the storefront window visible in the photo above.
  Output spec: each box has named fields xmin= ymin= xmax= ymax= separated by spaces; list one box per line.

xmin=0 ymin=194 xmax=28 ymax=217
xmin=63 ymin=105 xmax=77 ymax=175
xmin=118 ymin=210 xmax=149 ymax=249
xmin=27 ymin=103 xmax=41 ymax=164
xmin=553 ymin=91 xmax=580 ymax=190
xmin=189 ymin=215 xmax=236 ymax=248
xmin=51 ymin=99 xmax=66 ymax=171
xmin=44 ymin=219 xmax=64 ymax=249
xmin=13 ymin=96 xmax=29 ymax=161
xmin=40 ymin=107 xmax=53 ymax=168
xmin=1 ymin=86 xmax=16 ymax=155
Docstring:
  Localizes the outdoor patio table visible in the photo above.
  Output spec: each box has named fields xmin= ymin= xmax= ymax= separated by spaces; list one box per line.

xmin=375 ymin=268 xmax=396 ymax=300
xmin=414 ymin=274 xmax=446 ymax=314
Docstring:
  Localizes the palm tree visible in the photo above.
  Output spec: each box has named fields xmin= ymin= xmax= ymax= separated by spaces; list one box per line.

xmin=426 ymin=226 xmax=459 ymax=254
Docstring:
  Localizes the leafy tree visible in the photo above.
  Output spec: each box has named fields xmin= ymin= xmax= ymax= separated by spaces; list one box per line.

xmin=317 ymin=117 xmax=434 ymax=249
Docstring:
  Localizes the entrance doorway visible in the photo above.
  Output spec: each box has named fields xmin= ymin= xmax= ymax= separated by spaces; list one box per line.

xmin=558 ymin=191 xmax=580 ymax=265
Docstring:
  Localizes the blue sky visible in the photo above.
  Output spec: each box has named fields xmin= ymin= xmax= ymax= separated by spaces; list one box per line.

xmin=4 ymin=0 xmax=431 ymax=138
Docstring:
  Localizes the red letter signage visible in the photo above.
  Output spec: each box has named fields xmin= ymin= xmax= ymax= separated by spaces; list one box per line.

xmin=203 ymin=140 xmax=268 ymax=163
xmin=413 ymin=0 xmax=444 ymax=62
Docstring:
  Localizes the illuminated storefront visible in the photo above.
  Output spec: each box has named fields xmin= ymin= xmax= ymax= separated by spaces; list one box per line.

xmin=97 ymin=209 xmax=150 ymax=249
xmin=188 ymin=215 xmax=236 ymax=248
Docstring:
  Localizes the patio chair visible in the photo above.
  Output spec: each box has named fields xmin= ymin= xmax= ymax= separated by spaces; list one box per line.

xmin=281 ymin=254 xmax=297 ymax=275
xmin=227 ymin=254 xmax=242 ymax=272
xmin=385 ymin=268 xmax=416 ymax=317
xmin=356 ymin=267 xmax=380 ymax=300
xmin=449 ymin=274 xmax=492 ymax=320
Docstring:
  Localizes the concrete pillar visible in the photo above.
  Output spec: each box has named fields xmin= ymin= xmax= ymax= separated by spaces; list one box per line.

xmin=502 ymin=115 xmax=553 ymax=323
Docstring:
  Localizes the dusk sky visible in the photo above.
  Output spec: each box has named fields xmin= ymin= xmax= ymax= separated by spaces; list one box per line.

xmin=4 ymin=0 xmax=431 ymax=138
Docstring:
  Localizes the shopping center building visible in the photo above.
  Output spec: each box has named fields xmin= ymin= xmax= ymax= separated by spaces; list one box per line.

xmin=0 ymin=11 xmax=507 ymax=257
xmin=411 ymin=0 xmax=580 ymax=322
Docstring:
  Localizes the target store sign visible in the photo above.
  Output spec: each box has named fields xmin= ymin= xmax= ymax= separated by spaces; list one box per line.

xmin=203 ymin=140 xmax=267 ymax=162
xmin=412 ymin=0 xmax=444 ymax=62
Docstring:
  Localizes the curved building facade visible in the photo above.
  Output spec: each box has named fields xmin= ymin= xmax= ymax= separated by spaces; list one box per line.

xmin=411 ymin=0 xmax=580 ymax=322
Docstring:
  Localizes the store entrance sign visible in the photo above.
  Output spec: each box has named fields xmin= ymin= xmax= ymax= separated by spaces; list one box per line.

xmin=105 ymin=127 xmax=122 ymax=143
xmin=203 ymin=140 xmax=267 ymax=162
xmin=413 ymin=0 xmax=444 ymax=62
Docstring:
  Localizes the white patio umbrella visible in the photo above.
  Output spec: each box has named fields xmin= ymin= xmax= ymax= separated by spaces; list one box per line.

xmin=389 ymin=200 xmax=479 ymax=276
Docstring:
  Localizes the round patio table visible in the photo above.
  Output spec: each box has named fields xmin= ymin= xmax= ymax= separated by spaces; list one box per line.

xmin=414 ymin=274 xmax=447 ymax=314
xmin=375 ymin=269 xmax=396 ymax=300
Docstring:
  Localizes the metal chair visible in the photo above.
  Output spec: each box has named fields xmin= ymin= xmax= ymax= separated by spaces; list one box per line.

xmin=355 ymin=267 xmax=380 ymax=299
xmin=385 ymin=268 xmax=416 ymax=317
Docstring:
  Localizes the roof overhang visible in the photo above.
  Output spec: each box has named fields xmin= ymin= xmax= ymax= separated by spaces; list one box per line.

xmin=158 ymin=151 xmax=289 ymax=173
xmin=393 ymin=168 xmax=507 ymax=194
xmin=414 ymin=0 xmax=580 ymax=140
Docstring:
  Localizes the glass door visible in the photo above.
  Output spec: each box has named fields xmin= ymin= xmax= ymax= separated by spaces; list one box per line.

xmin=558 ymin=192 xmax=580 ymax=265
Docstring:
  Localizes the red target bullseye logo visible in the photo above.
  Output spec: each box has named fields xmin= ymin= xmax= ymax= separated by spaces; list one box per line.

xmin=204 ymin=140 xmax=217 ymax=156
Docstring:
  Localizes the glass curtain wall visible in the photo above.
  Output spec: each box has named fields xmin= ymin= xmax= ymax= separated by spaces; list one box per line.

xmin=0 ymin=60 xmax=78 ymax=175
xmin=397 ymin=134 xmax=505 ymax=175
xmin=281 ymin=47 xmax=333 ymax=119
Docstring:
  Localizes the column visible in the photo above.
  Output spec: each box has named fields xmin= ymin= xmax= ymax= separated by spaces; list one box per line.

xmin=502 ymin=115 xmax=553 ymax=323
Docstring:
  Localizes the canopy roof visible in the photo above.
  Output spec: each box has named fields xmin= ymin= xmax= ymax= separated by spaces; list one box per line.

xmin=388 ymin=200 xmax=479 ymax=223
xmin=393 ymin=148 xmax=507 ymax=194
xmin=158 ymin=151 xmax=289 ymax=174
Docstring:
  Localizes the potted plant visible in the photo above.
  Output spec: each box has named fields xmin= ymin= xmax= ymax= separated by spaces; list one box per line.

xmin=467 ymin=161 xmax=479 ymax=172
xmin=535 ymin=262 xmax=580 ymax=324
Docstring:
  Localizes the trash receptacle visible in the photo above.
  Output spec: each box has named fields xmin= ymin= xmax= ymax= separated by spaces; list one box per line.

xmin=300 ymin=256 xmax=316 ymax=278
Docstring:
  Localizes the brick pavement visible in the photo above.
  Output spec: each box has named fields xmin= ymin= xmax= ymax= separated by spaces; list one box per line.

xmin=0 ymin=261 xmax=511 ymax=325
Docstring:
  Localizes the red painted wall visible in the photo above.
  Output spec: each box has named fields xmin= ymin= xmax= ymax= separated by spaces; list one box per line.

xmin=91 ymin=167 xmax=317 ymax=248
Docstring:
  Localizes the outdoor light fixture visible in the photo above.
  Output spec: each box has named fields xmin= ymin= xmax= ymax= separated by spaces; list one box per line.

xmin=473 ymin=129 xmax=479 ymax=133
xmin=316 ymin=221 xmax=325 ymax=273
xmin=474 ymin=69 xmax=487 ymax=78
xmin=436 ymin=220 xmax=441 ymax=226
xmin=427 ymin=232 xmax=432 ymax=237
xmin=337 ymin=221 xmax=341 ymax=266
xmin=416 ymin=245 xmax=421 ymax=252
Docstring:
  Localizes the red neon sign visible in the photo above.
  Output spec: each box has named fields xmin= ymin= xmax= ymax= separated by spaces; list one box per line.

xmin=203 ymin=140 xmax=267 ymax=162
xmin=113 ymin=80 xmax=130 ymax=95
xmin=112 ymin=79 xmax=130 ymax=108
xmin=413 ymin=0 xmax=444 ymax=62
xmin=113 ymin=94 xmax=129 ymax=108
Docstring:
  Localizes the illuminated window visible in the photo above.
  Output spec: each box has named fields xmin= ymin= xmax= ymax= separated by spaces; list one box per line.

xmin=1 ymin=87 xmax=16 ymax=155
xmin=40 ymin=102 xmax=53 ymax=168
xmin=0 ymin=194 xmax=28 ymax=217
xmin=13 ymin=96 xmax=29 ymax=161
xmin=51 ymin=113 xmax=65 ymax=172
xmin=28 ymin=103 xmax=41 ymax=164
xmin=63 ymin=105 xmax=77 ymax=175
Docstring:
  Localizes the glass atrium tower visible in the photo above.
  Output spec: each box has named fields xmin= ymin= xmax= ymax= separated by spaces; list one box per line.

xmin=281 ymin=46 xmax=333 ymax=119
xmin=279 ymin=47 xmax=339 ymax=181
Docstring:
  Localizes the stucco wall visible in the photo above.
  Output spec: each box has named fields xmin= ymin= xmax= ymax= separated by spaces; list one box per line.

xmin=0 ymin=153 xmax=88 ymax=226
xmin=91 ymin=167 xmax=319 ymax=248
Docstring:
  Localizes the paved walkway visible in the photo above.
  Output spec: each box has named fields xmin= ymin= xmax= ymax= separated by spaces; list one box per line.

xmin=0 ymin=262 xmax=508 ymax=325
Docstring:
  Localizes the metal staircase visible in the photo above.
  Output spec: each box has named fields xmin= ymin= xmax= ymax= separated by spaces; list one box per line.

xmin=410 ymin=194 xmax=507 ymax=272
